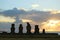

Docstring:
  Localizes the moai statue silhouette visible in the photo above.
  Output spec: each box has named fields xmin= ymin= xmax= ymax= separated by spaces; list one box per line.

xmin=11 ymin=24 xmax=15 ymax=34
xmin=19 ymin=24 xmax=23 ymax=34
xmin=34 ymin=25 xmax=39 ymax=34
xmin=42 ymin=29 xmax=45 ymax=34
xmin=26 ymin=22 xmax=31 ymax=34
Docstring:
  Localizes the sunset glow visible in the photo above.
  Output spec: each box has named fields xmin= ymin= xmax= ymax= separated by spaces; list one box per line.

xmin=41 ymin=19 xmax=60 ymax=31
xmin=0 ymin=0 xmax=60 ymax=33
xmin=0 ymin=15 xmax=15 ymax=23
xmin=21 ymin=19 xmax=33 ymax=23
xmin=50 ymin=10 xmax=60 ymax=14
xmin=47 ymin=20 xmax=59 ymax=27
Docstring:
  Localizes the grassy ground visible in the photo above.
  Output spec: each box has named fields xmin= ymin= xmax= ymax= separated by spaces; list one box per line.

xmin=0 ymin=38 xmax=60 ymax=40
xmin=0 ymin=35 xmax=60 ymax=40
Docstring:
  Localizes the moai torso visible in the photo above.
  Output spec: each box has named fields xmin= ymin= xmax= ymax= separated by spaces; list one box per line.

xmin=34 ymin=25 xmax=39 ymax=34
xmin=19 ymin=24 xmax=23 ymax=34
xmin=26 ymin=22 xmax=31 ymax=34
xmin=11 ymin=24 xmax=15 ymax=34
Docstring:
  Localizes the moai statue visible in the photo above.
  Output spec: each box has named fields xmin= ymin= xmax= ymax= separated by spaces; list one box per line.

xmin=42 ymin=29 xmax=45 ymax=34
xmin=19 ymin=24 xmax=23 ymax=34
xmin=34 ymin=25 xmax=39 ymax=34
xmin=26 ymin=22 xmax=31 ymax=34
xmin=11 ymin=24 xmax=15 ymax=34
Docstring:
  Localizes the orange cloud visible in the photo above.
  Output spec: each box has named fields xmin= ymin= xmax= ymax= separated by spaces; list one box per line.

xmin=50 ymin=10 xmax=60 ymax=14
xmin=41 ymin=19 xmax=60 ymax=32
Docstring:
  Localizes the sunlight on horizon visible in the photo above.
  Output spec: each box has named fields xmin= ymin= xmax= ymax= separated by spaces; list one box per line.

xmin=41 ymin=19 xmax=60 ymax=31
xmin=50 ymin=10 xmax=60 ymax=14
xmin=21 ymin=19 xmax=33 ymax=23
xmin=0 ymin=15 xmax=15 ymax=23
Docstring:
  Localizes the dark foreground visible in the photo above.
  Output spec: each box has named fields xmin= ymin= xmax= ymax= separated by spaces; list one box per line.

xmin=0 ymin=38 xmax=60 ymax=40
xmin=0 ymin=34 xmax=60 ymax=40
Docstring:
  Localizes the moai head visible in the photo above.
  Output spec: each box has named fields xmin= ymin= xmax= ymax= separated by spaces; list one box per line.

xmin=42 ymin=29 xmax=45 ymax=34
xmin=26 ymin=22 xmax=31 ymax=34
xmin=11 ymin=24 xmax=15 ymax=28
xmin=34 ymin=25 xmax=39 ymax=34
xmin=19 ymin=24 xmax=23 ymax=34
xmin=11 ymin=24 xmax=15 ymax=34
xmin=27 ymin=22 xmax=30 ymax=26
xmin=35 ymin=25 xmax=39 ymax=29
xmin=19 ymin=24 xmax=23 ymax=28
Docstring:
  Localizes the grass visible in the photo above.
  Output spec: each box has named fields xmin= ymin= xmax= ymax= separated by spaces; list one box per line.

xmin=0 ymin=37 xmax=60 ymax=40
xmin=0 ymin=34 xmax=60 ymax=40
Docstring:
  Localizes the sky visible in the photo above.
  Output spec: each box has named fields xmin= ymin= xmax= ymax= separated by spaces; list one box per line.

xmin=0 ymin=0 xmax=60 ymax=33
xmin=0 ymin=0 xmax=60 ymax=10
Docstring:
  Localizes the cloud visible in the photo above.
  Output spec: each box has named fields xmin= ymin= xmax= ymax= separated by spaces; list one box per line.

xmin=0 ymin=15 xmax=15 ymax=23
xmin=50 ymin=10 xmax=60 ymax=14
xmin=42 ymin=9 xmax=53 ymax=11
xmin=21 ymin=19 xmax=33 ymax=23
xmin=41 ymin=19 xmax=60 ymax=32
xmin=0 ymin=8 xmax=60 ymax=32
xmin=0 ymin=8 xmax=26 ymax=17
xmin=18 ymin=10 xmax=60 ymax=32
xmin=0 ymin=9 xmax=4 ymax=12
xmin=18 ymin=7 xmax=29 ymax=11
xmin=42 ymin=9 xmax=60 ymax=14
xmin=32 ymin=4 xmax=40 ymax=9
